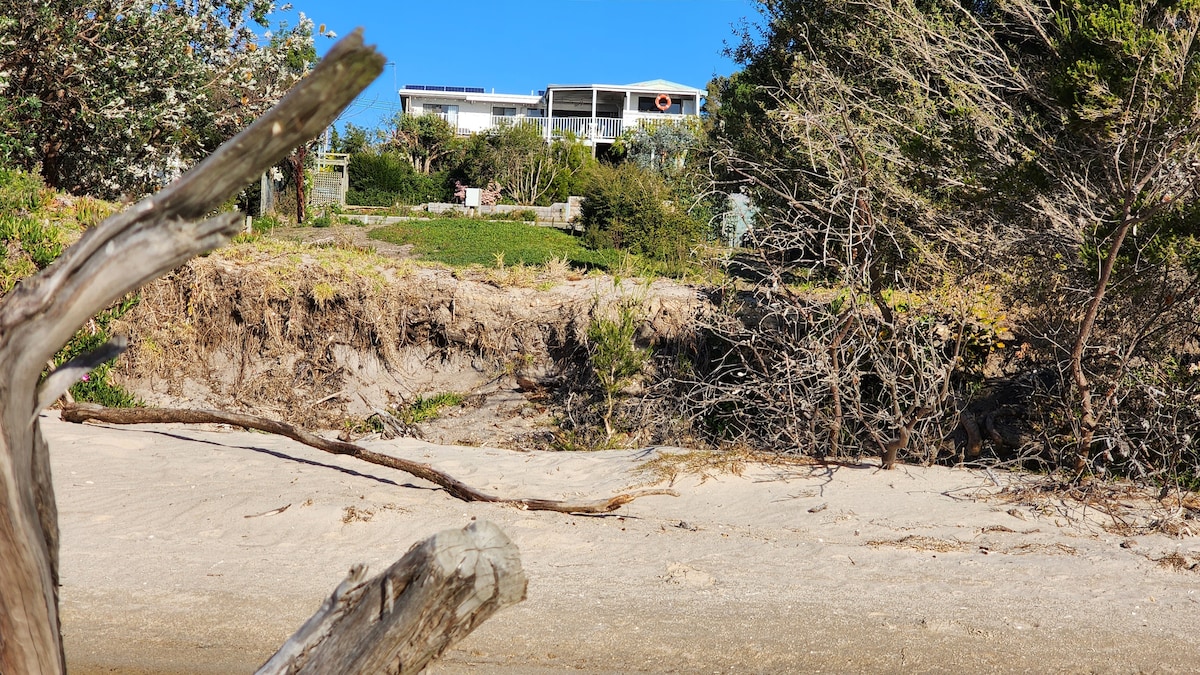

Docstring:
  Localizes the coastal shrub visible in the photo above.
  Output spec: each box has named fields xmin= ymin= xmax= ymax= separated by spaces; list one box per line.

xmin=579 ymin=163 xmax=705 ymax=266
xmin=452 ymin=126 xmax=595 ymax=206
xmin=586 ymin=295 xmax=650 ymax=439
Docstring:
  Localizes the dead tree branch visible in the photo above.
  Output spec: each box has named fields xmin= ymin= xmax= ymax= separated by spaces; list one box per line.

xmin=0 ymin=30 xmax=384 ymax=673
xmin=60 ymin=403 xmax=678 ymax=514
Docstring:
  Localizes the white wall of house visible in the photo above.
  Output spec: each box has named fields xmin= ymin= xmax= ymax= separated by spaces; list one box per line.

xmin=401 ymin=89 xmax=542 ymax=135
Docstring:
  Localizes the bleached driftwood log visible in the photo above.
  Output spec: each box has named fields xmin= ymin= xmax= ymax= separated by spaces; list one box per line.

xmin=0 ymin=31 xmax=384 ymax=673
xmin=256 ymin=520 xmax=526 ymax=675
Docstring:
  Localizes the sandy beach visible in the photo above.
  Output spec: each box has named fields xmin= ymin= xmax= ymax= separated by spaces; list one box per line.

xmin=47 ymin=411 xmax=1200 ymax=673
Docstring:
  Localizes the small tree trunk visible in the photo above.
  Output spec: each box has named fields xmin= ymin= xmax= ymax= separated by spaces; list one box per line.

xmin=1069 ymin=211 xmax=1135 ymax=474
xmin=290 ymin=144 xmax=308 ymax=224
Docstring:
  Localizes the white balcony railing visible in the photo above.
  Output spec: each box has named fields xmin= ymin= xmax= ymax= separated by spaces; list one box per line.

xmin=487 ymin=115 xmax=625 ymax=140
xmin=490 ymin=115 xmax=546 ymax=132
xmin=414 ymin=111 xmax=651 ymax=141
xmin=632 ymin=113 xmax=691 ymax=129
xmin=550 ymin=116 xmax=624 ymax=140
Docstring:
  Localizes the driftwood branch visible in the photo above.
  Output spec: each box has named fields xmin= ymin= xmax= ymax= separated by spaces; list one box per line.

xmin=0 ymin=31 xmax=384 ymax=674
xmin=256 ymin=520 xmax=526 ymax=675
xmin=60 ymin=403 xmax=679 ymax=514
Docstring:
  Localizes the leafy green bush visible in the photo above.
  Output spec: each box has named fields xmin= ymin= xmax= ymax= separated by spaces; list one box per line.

xmin=452 ymin=125 xmax=595 ymax=206
xmin=346 ymin=188 xmax=396 ymax=207
xmin=251 ymin=214 xmax=283 ymax=233
xmin=587 ymin=296 xmax=650 ymax=439
xmin=579 ymin=163 xmax=706 ymax=266
xmin=347 ymin=151 xmax=449 ymax=205
xmin=509 ymin=208 xmax=539 ymax=222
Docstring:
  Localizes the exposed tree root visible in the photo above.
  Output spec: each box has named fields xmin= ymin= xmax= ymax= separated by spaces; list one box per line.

xmin=60 ymin=403 xmax=677 ymax=514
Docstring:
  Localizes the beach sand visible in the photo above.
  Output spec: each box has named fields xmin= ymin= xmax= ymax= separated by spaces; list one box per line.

xmin=47 ymin=411 xmax=1200 ymax=673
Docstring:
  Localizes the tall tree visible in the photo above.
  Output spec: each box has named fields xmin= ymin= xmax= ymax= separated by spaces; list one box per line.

xmin=699 ymin=0 xmax=1200 ymax=473
xmin=387 ymin=112 xmax=459 ymax=174
xmin=0 ymin=0 xmax=324 ymax=198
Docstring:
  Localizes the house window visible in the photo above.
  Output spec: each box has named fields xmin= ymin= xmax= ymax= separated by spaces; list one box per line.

xmin=638 ymin=96 xmax=683 ymax=115
xmin=493 ymin=106 xmax=517 ymax=116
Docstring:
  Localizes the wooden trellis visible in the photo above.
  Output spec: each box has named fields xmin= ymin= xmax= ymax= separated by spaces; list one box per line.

xmin=310 ymin=152 xmax=349 ymax=207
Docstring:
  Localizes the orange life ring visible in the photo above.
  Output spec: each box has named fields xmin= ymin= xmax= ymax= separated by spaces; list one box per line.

xmin=655 ymin=93 xmax=672 ymax=111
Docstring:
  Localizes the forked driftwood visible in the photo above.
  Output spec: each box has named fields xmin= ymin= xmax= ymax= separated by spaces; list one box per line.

xmin=0 ymin=31 xmax=388 ymax=673
xmin=60 ymin=403 xmax=679 ymax=513
xmin=255 ymin=520 xmax=527 ymax=675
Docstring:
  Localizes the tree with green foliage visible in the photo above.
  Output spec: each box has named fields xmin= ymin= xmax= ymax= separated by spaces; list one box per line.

xmin=330 ymin=122 xmax=378 ymax=155
xmin=698 ymin=0 xmax=1200 ymax=476
xmin=455 ymin=124 xmax=594 ymax=206
xmin=347 ymin=150 xmax=448 ymax=206
xmin=0 ymin=0 xmax=329 ymax=199
xmin=386 ymin=112 xmax=460 ymax=174
xmin=612 ymin=119 xmax=703 ymax=177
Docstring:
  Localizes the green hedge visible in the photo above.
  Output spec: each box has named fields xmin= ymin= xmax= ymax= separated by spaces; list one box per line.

xmin=347 ymin=151 xmax=450 ymax=206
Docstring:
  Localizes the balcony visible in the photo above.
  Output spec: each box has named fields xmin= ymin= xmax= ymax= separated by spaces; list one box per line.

xmin=410 ymin=112 xmax=694 ymax=142
xmin=490 ymin=115 xmax=625 ymax=141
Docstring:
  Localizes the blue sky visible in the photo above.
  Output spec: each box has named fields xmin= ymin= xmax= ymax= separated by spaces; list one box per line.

xmin=276 ymin=0 xmax=760 ymax=130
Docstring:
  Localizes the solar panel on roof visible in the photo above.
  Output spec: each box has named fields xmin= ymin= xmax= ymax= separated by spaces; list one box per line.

xmin=404 ymin=84 xmax=485 ymax=93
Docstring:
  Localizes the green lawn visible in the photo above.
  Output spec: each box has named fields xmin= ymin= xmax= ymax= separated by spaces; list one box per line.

xmin=367 ymin=218 xmax=624 ymax=269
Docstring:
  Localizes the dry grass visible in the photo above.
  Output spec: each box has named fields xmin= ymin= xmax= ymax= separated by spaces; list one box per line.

xmin=634 ymin=445 xmax=816 ymax=486
xmin=1152 ymin=552 xmax=1200 ymax=572
xmin=866 ymin=535 xmax=966 ymax=553
xmin=990 ymin=474 xmax=1200 ymax=537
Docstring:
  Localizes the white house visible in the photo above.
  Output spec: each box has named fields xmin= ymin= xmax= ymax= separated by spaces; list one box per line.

xmin=398 ymin=79 xmax=704 ymax=149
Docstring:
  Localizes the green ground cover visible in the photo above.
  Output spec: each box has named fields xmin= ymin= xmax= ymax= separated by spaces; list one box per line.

xmin=367 ymin=218 xmax=625 ymax=270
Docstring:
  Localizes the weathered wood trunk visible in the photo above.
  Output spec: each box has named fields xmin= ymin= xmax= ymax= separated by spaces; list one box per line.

xmin=0 ymin=31 xmax=385 ymax=673
xmin=257 ymin=520 xmax=526 ymax=674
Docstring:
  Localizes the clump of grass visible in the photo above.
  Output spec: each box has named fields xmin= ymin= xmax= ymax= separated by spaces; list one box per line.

xmin=0 ymin=168 xmax=48 ymax=213
xmin=399 ymin=392 xmax=464 ymax=425
xmin=540 ymin=254 xmax=575 ymax=282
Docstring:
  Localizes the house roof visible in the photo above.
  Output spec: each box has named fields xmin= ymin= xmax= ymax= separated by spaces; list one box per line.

xmin=544 ymin=80 xmax=704 ymax=96
xmin=398 ymin=87 xmax=542 ymax=105
xmin=622 ymin=79 xmax=704 ymax=93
